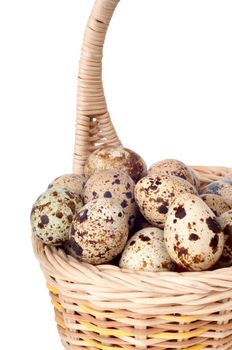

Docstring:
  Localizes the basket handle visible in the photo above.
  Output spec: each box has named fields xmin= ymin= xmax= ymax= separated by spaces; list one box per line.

xmin=73 ymin=0 xmax=121 ymax=175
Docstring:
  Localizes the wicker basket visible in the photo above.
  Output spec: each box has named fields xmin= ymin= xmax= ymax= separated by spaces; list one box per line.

xmin=32 ymin=0 xmax=232 ymax=349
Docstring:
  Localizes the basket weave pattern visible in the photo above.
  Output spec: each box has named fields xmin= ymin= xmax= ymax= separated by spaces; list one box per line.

xmin=33 ymin=0 xmax=232 ymax=349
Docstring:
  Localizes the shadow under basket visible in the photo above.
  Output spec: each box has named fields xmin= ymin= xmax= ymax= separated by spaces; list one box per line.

xmin=32 ymin=0 xmax=232 ymax=349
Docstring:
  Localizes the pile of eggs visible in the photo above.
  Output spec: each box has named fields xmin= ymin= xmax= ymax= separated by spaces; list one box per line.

xmin=31 ymin=146 xmax=232 ymax=272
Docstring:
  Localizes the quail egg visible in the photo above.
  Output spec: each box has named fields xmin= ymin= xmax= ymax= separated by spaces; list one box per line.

xmin=164 ymin=193 xmax=224 ymax=271
xmin=202 ymin=179 xmax=232 ymax=206
xmin=201 ymin=193 xmax=231 ymax=217
xmin=224 ymin=173 xmax=232 ymax=181
xmin=31 ymin=188 xmax=83 ymax=245
xmin=148 ymin=159 xmax=198 ymax=189
xmin=135 ymin=175 xmax=197 ymax=228
xmin=84 ymin=169 xmax=137 ymax=229
xmin=84 ymin=146 xmax=147 ymax=182
xmin=69 ymin=198 xmax=129 ymax=265
xmin=48 ymin=174 xmax=86 ymax=200
xmin=120 ymin=227 xmax=174 ymax=272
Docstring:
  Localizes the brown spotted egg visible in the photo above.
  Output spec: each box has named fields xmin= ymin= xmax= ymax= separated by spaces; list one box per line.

xmin=120 ymin=227 xmax=174 ymax=272
xmin=48 ymin=174 xmax=86 ymax=200
xmin=217 ymin=210 xmax=232 ymax=268
xmin=201 ymin=194 xmax=231 ymax=216
xmin=134 ymin=175 xmax=197 ymax=228
xmin=31 ymin=188 xmax=83 ymax=245
xmin=69 ymin=198 xmax=129 ymax=265
xmin=84 ymin=169 xmax=137 ymax=229
xmin=202 ymin=179 xmax=232 ymax=206
xmin=224 ymin=173 xmax=232 ymax=180
xmin=84 ymin=146 xmax=147 ymax=182
xmin=148 ymin=159 xmax=198 ymax=189
xmin=164 ymin=193 xmax=224 ymax=271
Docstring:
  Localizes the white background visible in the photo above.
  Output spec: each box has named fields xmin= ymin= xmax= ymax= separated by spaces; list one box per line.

xmin=1 ymin=1 xmax=232 ymax=349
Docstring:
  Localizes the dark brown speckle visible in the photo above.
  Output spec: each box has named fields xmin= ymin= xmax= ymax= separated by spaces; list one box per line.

xmin=112 ymin=179 xmax=121 ymax=185
xmin=41 ymin=215 xmax=49 ymax=224
xmin=67 ymin=201 xmax=76 ymax=215
xmin=104 ymin=191 xmax=112 ymax=198
xmin=92 ymin=191 xmax=98 ymax=198
xmin=121 ymin=200 xmax=128 ymax=208
xmin=158 ymin=205 xmax=168 ymax=214
xmin=139 ymin=234 xmax=151 ymax=242
xmin=189 ymin=233 xmax=200 ymax=241
xmin=175 ymin=206 xmax=186 ymax=219
xmin=210 ymin=234 xmax=219 ymax=254
xmin=206 ymin=217 xmax=222 ymax=234
xmin=178 ymin=247 xmax=188 ymax=258
xmin=56 ymin=211 xmax=63 ymax=219
xmin=67 ymin=215 xmax=73 ymax=223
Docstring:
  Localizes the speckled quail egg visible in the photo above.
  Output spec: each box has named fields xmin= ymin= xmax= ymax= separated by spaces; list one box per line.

xmin=164 ymin=193 xmax=224 ymax=271
xmin=134 ymin=175 xmax=197 ymax=228
xmin=120 ymin=227 xmax=174 ymax=272
xmin=217 ymin=210 xmax=232 ymax=268
xmin=224 ymin=172 xmax=232 ymax=180
xmin=148 ymin=159 xmax=198 ymax=189
xmin=202 ymin=179 xmax=232 ymax=206
xmin=201 ymin=193 xmax=231 ymax=217
xmin=84 ymin=169 xmax=137 ymax=229
xmin=69 ymin=198 xmax=129 ymax=265
xmin=48 ymin=174 xmax=86 ymax=200
xmin=31 ymin=188 xmax=83 ymax=245
xmin=84 ymin=146 xmax=147 ymax=182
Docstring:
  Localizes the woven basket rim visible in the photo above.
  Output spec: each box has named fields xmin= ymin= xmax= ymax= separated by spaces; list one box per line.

xmin=33 ymin=235 xmax=232 ymax=277
xmin=32 ymin=235 xmax=232 ymax=296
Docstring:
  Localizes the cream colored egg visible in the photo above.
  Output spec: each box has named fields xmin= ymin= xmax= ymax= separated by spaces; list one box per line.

xmin=217 ymin=210 xmax=232 ymax=268
xmin=84 ymin=169 xmax=137 ymax=229
xmin=31 ymin=188 xmax=83 ymax=245
xmin=201 ymin=193 xmax=231 ymax=217
xmin=202 ymin=179 xmax=232 ymax=207
xmin=48 ymin=174 xmax=86 ymax=200
xmin=148 ymin=159 xmax=197 ymax=188
xmin=164 ymin=193 xmax=224 ymax=271
xmin=69 ymin=198 xmax=129 ymax=265
xmin=134 ymin=175 xmax=197 ymax=228
xmin=120 ymin=227 xmax=174 ymax=272
xmin=223 ymin=173 xmax=232 ymax=180
xmin=84 ymin=146 xmax=147 ymax=182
